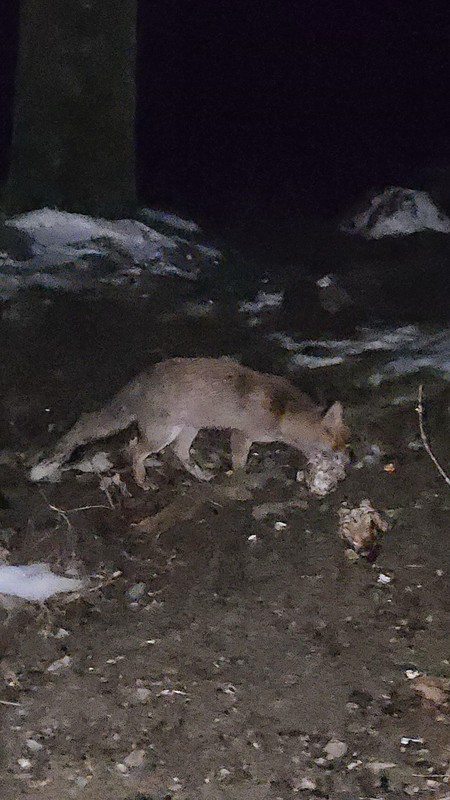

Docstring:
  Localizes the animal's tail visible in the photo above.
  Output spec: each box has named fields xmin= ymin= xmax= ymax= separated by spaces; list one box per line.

xmin=30 ymin=400 xmax=136 ymax=482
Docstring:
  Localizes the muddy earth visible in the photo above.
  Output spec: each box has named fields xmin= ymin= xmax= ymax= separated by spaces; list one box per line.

xmin=0 ymin=281 xmax=449 ymax=800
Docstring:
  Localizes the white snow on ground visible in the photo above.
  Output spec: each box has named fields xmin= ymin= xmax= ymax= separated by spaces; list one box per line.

xmin=239 ymin=291 xmax=284 ymax=314
xmin=141 ymin=208 xmax=201 ymax=233
xmin=0 ymin=208 xmax=220 ymax=298
xmin=196 ymin=243 xmax=222 ymax=259
xmin=0 ymin=563 xmax=83 ymax=602
xmin=6 ymin=208 xmax=177 ymax=266
xmin=271 ymin=326 xmax=450 ymax=381
xmin=341 ymin=186 xmax=450 ymax=238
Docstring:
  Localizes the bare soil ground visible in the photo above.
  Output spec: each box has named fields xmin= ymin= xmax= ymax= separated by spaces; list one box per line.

xmin=0 ymin=288 xmax=449 ymax=800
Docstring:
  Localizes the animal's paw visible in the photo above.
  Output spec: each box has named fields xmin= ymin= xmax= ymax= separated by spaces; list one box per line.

xmin=188 ymin=464 xmax=215 ymax=482
xmin=132 ymin=472 xmax=155 ymax=491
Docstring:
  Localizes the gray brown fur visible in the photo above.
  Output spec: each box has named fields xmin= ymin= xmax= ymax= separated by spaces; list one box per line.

xmin=30 ymin=357 xmax=349 ymax=487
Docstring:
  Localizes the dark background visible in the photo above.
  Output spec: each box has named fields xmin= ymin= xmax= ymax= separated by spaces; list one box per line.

xmin=1 ymin=1 xmax=450 ymax=224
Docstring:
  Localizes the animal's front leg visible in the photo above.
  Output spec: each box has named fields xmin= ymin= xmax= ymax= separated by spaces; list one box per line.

xmin=230 ymin=429 xmax=253 ymax=471
xmin=172 ymin=426 xmax=213 ymax=481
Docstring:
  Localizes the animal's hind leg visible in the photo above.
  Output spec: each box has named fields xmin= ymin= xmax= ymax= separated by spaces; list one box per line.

xmin=130 ymin=438 xmax=154 ymax=489
xmin=131 ymin=425 xmax=182 ymax=489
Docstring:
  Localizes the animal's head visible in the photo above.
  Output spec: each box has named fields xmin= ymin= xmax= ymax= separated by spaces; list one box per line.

xmin=279 ymin=399 xmax=350 ymax=455
xmin=319 ymin=401 xmax=350 ymax=452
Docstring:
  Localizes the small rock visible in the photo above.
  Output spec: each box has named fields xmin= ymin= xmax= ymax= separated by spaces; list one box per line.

xmin=405 ymin=669 xmax=421 ymax=680
xmin=18 ymin=757 xmax=32 ymax=769
xmin=124 ymin=748 xmax=146 ymax=768
xmin=54 ymin=628 xmax=70 ymax=639
xmin=116 ymin=763 xmax=128 ymax=774
xmin=136 ymin=687 xmax=151 ymax=703
xmin=127 ymin=582 xmax=146 ymax=601
xmin=324 ymin=739 xmax=348 ymax=760
xmin=366 ymin=761 xmax=397 ymax=772
xmin=412 ymin=675 xmax=449 ymax=706
xmin=296 ymin=776 xmax=316 ymax=790
xmin=404 ymin=785 xmax=420 ymax=796
xmin=47 ymin=655 xmax=72 ymax=673
xmin=25 ymin=738 xmax=43 ymax=753
xmin=218 ymin=768 xmax=232 ymax=781
xmin=400 ymin=736 xmax=424 ymax=746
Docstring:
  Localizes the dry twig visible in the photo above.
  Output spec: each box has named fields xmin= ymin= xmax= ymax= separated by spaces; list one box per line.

xmin=417 ymin=384 xmax=450 ymax=488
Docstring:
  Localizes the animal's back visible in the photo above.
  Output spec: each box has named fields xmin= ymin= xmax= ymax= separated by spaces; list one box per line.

xmin=133 ymin=357 xmax=317 ymax=433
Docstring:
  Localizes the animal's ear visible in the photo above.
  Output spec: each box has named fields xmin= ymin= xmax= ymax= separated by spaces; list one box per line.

xmin=322 ymin=401 xmax=344 ymax=434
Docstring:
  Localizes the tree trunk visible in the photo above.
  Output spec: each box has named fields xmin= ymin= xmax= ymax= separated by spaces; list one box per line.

xmin=5 ymin=0 xmax=136 ymax=218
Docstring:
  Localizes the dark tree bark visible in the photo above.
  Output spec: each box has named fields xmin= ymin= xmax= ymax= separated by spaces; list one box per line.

xmin=5 ymin=0 xmax=136 ymax=217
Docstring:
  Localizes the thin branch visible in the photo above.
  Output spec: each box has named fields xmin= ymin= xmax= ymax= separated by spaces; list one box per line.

xmin=417 ymin=384 xmax=450 ymax=488
xmin=48 ymin=503 xmax=113 ymax=514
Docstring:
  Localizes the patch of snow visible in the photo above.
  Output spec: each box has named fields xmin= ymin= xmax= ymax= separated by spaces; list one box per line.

xmin=316 ymin=274 xmax=333 ymax=288
xmin=195 ymin=243 xmax=222 ymax=260
xmin=30 ymin=459 xmax=63 ymax=483
xmin=341 ymin=186 xmax=450 ymax=238
xmin=293 ymin=354 xmax=345 ymax=369
xmin=0 ymin=563 xmax=83 ymax=602
xmin=141 ymin=208 xmax=201 ymax=233
xmin=239 ymin=291 xmax=284 ymax=314
xmin=6 ymin=208 xmax=177 ymax=266
xmin=0 ymin=208 xmax=220 ymax=298
xmin=271 ymin=326 xmax=450 ymax=381
xmin=71 ymin=452 xmax=113 ymax=474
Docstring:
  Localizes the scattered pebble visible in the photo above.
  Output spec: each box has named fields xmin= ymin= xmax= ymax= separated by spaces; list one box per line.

xmin=127 ymin=582 xmax=146 ymax=601
xmin=377 ymin=573 xmax=392 ymax=585
xmin=296 ymin=776 xmax=316 ymax=790
xmin=347 ymin=760 xmax=362 ymax=770
xmin=47 ymin=655 xmax=73 ymax=673
xmin=366 ymin=761 xmax=397 ymax=772
xmin=54 ymin=628 xmax=70 ymax=639
xmin=25 ymin=738 xmax=43 ymax=753
xmin=400 ymin=736 xmax=424 ymax=746
xmin=411 ymin=674 xmax=450 ymax=706
xmin=72 ymin=452 xmax=112 ymax=474
xmin=124 ymin=748 xmax=146 ymax=768
xmin=274 ymin=521 xmax=287 ymax=531
xmin=136 ymin=687 xmax=151 ymax=703
xmin=324 ymin=739 xmax=348 ymax=760
xmin=18 ymin=757 xmax=32 ymax=770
